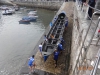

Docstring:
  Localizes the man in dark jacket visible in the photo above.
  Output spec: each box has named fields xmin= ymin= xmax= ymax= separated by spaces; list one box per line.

xmin=54 ymin=49 xmax=59 ymax=68
xmin=87 ymin=0 xmax=96 ymax=19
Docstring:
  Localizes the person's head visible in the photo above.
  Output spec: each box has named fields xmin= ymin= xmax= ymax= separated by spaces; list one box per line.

xmin=54 ymin=49 xmax=57 ymax=52
xmin=32 ymin=55 xmax=34 ymax=58
xmin=50 ymin=34 xmax=54 ymax=37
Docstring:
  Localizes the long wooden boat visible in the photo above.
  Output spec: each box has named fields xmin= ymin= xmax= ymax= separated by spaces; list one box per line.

xmin=42 ymin=11 xmax=68 ymax=61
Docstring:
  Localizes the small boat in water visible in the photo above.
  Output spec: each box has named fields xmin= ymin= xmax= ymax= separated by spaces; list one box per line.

xmin=2 ymin=10 xmax=13 ymax=15
xmin=19 ymin=20 xmax=30 ymax=24
xmin=8 ymin=8 xmax=15 ymax=14
xmin=28 ymin=11 xmax=36 ymax=15
xmin=19 ymin=17 xmax=30 ymax=24
xmin=22 ymin=16 xmax=36 ymax=22
xmin=15 ymin=7 xmax=19 ymax=11
xmin=14 ymin=5 xmax=19 ymax=11
xmin=19 ymin=16 xmax=37 ymax=24
xmin=28 ymin=11 xmax=38 ymax=19
xmin=28 ymin=15 xmax=38 ymax=19
xmin=0 ymin=6 xmax=9 ymax=10
xmin=28 ymin=17 xmax=37 ymax=22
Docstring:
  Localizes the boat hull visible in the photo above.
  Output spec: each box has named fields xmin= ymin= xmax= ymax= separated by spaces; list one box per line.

xmin=19 ymin=20 xmax=30 ymax=24
xmin=2 ymin=13 xmax=12 ymax=15
xmin=22 ymin=16 xmax=37 ymax=22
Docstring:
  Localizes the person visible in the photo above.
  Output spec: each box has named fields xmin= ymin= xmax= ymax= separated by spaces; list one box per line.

xmin=57 ymin=42 xmax=64 ymax=54
xmin=97 ymin=29 xmax=100 ymax=38
xmin=44 ymin=34 xmax=47 ymax=42
xmin=53 ymin=16 xmax=58 ymax=24
xmin=78 ymin=0 xmax=82 ymax=7
xmin=87 ymin=0 xmax=96 ymax=19
xmin=60 ymin=37 xmax=65 ymax=47
xmin=82 ymin=0 xmax=86 ymax=6
xmin=50 ymin=34 xmax=54 ymax=39
xmin=54 ymin=49 xmax=59 ymax=68
xmin=65 ymin=19 xmax=68 ymax=30
xmin=81 ymin=0 xmax=86 ymax=11
xmin=49 ymin=22 xmax=53 ymax=29
xmin=28 ymin=55 xmax=35 ymax=74
xmin=48 ymin=34 xmax=54 ymax=43
xmin=48 ymin=37 xmax=52 ymax=43
xmin=39 ymin=43 xmax=42 ymax=56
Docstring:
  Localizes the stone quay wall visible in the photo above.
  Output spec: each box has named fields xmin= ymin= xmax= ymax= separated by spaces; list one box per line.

xmin=12 ymin=1 xmax=64 ymax=10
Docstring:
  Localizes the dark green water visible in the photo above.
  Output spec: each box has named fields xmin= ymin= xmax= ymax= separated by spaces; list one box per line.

xmin=0 ymin=7 xmax=55 ymax=75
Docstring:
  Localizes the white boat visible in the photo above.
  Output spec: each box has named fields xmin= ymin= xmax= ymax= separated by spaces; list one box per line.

xmin=2 ymin=10 xmax=13 ymax=15
xmin=28 ymin=10 xmax=38 ymax=18
xmin=29 ymin=10 xmax=37 ymax=13
xmin=0 ymin=6 xmax=9 ymax=10
xmin=8 ymin=8 xmax=15 ymax=14
xmin=28 ymin=12 xmax=36 ymax=15
xmin=28 ymin=15 xmax=38 ymax=19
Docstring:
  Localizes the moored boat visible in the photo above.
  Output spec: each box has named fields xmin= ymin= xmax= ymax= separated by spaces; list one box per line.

xmin=19 ymin=17 xmax=31 ymax=24
xmin=28 ymin=12 xmax=36 ymax=15
xmin=19 ymin=20 xmax=30 ymax=24
xmin=28 ymin=11 xmax=38 ymax=19
xmin=22 ymin=16 xmax=37 ymax=22
xmin=28 ymin=17 xmax=37 ymax=22
xmin=2 ymin=10 xmax=13 ymax=15
xmin=14 ymin=5 xmax=19 ymax=11
xmin=0 ymin=6 xmax=9 ymax=10
xmin=28 ymin=15 xmax=38 ymax=19
xmin=8 ymin=8 xmax=15 ymax=14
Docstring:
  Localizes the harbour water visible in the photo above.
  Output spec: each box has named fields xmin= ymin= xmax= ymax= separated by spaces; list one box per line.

xmin=0 ymin=7 xmax=54 ymax=75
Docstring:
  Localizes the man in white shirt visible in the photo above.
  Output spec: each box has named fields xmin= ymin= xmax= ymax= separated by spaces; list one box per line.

xmin=39 ymin=43 xmax=42 ymax=56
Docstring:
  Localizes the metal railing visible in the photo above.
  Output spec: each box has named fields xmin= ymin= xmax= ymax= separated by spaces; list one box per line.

xmin=90 ymin=48 xmax=100 ymax=75
xmin=91 ymin=17 xmax=100 ymax=75
xmin=72 ymin=0 xmax=100 ymax=75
